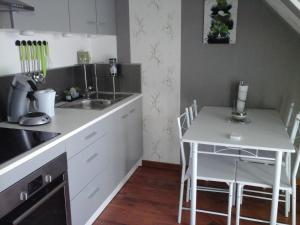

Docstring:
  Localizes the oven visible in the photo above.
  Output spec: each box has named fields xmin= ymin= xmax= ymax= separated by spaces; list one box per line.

xmin=0 ymin=153 xmax=71 ymax=225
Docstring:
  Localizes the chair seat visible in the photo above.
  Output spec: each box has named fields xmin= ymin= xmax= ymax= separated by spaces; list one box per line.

xmin=236 ymin=161 xmax=291 ymax=191
xmin=186 ymin=155 xmax=236 ymax=183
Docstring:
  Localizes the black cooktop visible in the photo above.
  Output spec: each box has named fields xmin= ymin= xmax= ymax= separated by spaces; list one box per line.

xmin=0 ymin=128 xmax=60 ymax=165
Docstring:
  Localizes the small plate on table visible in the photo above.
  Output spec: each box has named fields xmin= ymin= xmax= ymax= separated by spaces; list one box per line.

xmin=232 ymin=111 xmax=247 ymax=121
xmin=228 ymin=111 xmax=251 ymax=124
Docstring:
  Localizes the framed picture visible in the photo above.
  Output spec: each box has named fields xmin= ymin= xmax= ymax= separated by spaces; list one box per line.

xmin=203 ymin=0 xmax=238 ymax=44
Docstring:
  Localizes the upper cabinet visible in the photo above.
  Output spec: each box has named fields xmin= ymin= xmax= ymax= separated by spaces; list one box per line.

xmin=0 ymin=0 xmax=117 ymax=35
xmin=69 ymin=0 xmax=97 ymax=34
xmin=13 ymin=0 xmax=70 ymax=32
xmin=96 ymin=0 xmax=116 ymax=35
xmin=68 ymin=0 xmax=116 ymax=35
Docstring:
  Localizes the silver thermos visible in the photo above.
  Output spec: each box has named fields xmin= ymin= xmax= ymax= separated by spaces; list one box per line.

xmin=109 ymin=58 xmax=117 ymax=76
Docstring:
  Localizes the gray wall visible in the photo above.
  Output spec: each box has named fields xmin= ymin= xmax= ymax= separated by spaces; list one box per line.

xmin=181 ymin=0 xmax=300 ymax=115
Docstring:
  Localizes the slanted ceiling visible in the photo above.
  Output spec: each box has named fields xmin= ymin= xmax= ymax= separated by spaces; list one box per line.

xmin=264 ymin=0 xmax=300 ymax=35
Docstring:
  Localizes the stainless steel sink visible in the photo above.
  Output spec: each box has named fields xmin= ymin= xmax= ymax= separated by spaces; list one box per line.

xmin=90 ymin=93 xmax=132 ymax=101
xmin=57 ymin=93 xmax=133 ymax=110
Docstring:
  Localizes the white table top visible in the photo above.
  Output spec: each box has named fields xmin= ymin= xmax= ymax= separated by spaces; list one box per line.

xmin=182 ymin=106 xmax=295 ymax=153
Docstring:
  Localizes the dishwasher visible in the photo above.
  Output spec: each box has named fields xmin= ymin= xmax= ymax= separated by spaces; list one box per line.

xmin=0 ymin=153 xmax=71 ymax=225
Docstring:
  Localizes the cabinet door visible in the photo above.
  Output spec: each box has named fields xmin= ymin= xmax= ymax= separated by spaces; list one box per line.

xmin=127 ymin=98 xmax=143 ymax=169
xmin=13 ymin=0 xmax=70 ymax=32
xmin=69 ymin=0 xmax=97 ymax=34
xmin=96 ymin=0 xmax=116 ymax=35
xmin=116 ymin=99 xmax=143 ymax=174
xmin=116 ymin=105 xmax=130 ymax=176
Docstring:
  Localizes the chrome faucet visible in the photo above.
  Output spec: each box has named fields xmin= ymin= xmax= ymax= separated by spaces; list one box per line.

xmin=94 ymin=64 xmax=99 ymax=99
xmin=82 ymin=64 xmax=94 ymax=99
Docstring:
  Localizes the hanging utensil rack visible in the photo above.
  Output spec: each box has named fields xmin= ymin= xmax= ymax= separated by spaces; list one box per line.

xmin=15 ymin=39 xmax=49 ymax=83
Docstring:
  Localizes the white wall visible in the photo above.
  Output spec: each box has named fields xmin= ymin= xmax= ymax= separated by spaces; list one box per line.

xmin=129 ymin=0 xmax=181 ymax=164
xmin=0 ymin=30 xmax=117 ymax=76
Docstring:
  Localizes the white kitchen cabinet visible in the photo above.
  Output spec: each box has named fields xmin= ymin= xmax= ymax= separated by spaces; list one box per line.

xmin=4 ymin=0 xmax=117 ymax=34
xmin=96 ymin=0 xmax=116 ymax=35
xmin=66 ymin=118 xmax=109 ymax=160
xmin=69 ymin=0 xmax=97 ymax=34
xmin=13 ymin=0 xmax=70 ymax=32
xmin=70 ymin=168 xmax=112 ymax=225
xmin=68 ymin=132 xmax=111 ymax=199
xmin=117 ymin=98 xmax=142 ymax=175
xmin=68 ymin=97 xmax=142 ymax=225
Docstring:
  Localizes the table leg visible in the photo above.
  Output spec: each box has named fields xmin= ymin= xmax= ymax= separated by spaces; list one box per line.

xmin=232 ymin=183 xmax=236 ymax=207
xmin=270 ymin=151 xmax=283 ymax=225
xmin=190 ymin=143 xmax=198 ymax=225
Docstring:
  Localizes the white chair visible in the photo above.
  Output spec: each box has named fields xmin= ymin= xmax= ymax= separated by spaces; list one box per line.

xmin=186 ymin=99 xmax=198 ymax=201
xmin=177 ymin=108 xmax=236 ymax=225
xmin=240 ymin=102 xmax=295 ymax=217
xmin=235 ymin=112 xmax=300 ymax=225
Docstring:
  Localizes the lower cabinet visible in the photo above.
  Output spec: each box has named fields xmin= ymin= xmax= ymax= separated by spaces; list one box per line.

xmin=67 ymin=97 xmax=142 ymax=225
xmin=70 ymin=169 xmax=112 ymax=225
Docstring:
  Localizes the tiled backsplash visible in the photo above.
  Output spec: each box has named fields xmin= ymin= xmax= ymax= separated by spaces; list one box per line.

xmin=0 ymin=63 xmax=141 ymax=121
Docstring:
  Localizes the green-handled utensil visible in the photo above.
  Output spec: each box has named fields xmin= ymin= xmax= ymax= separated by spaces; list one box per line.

xmin=21 ymin=40 xmax=27 ymax=73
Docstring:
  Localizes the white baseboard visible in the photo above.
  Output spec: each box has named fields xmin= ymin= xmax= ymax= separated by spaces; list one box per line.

xmin=85 ymin=158 xmax=142 ymax=225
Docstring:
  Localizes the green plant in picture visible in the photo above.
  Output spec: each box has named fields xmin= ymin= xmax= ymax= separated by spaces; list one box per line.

xmin=207 ymin=0 xmax=234 ymax=44
xmin=219 ymin=23 xmax=229 ymax=37
xmin=217 ymin=0 xmax=228 ymax=9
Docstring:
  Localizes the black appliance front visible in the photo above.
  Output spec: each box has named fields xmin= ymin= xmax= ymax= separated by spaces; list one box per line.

xmin=0 ymin=127 xmax=60 ymax=165
xmin=0 ymin=153 xmax=71 ymax=225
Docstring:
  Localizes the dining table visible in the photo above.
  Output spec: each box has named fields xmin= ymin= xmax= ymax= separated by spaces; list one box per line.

xmin=182 ymin=106 xmax=295 ymax=225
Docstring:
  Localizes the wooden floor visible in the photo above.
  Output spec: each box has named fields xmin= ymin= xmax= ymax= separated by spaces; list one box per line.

xmin=94 ymin=166 xmax=300 ymax=225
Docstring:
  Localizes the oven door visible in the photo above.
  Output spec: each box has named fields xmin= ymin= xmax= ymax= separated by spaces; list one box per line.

xmin=0 ymin=174 xmax=71 ymax=225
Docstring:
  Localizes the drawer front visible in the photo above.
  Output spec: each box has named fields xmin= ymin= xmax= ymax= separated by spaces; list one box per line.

xmin=70 ymin=169 xmax=112 ymax=225
xmin=68 ymin=133 xmax=110 ymax=199
xmin=66 ymin=119 xmax=108 ymax=160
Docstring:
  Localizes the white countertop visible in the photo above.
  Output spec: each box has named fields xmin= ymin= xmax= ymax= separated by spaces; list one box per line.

xmin=0 ymin=93 xmax=142 ymax=191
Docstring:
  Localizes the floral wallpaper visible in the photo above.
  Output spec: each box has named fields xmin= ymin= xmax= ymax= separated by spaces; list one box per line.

xmin=129 ymin=0 xmax=181 ymax=164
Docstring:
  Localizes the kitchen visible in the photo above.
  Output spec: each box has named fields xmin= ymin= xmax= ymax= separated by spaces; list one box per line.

xmin=0 ymin=0 xmax=299 ymax=225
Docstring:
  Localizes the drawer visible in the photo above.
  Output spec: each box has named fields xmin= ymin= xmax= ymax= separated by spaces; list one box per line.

xmin=70 ymin=169 xmax=111 ymax=225
xmin=68 ymin=133 xmax=110 ymax=199
xmin=66 ymin=119 xmax=108 ymax=160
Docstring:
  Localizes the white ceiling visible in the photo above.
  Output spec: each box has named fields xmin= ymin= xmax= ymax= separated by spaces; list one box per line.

xmin=264 ymin=0 xmax=300 ymax=35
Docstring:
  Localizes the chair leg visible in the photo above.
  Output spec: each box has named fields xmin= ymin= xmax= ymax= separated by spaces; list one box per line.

xmin=227 ymin=183 xmax=234 ymax=225
xmin=178 ymin=170 xmax=186 ymax=223
xmin=240 ymin=186 xmax=243 ymax=205
xmin=292 ymin=188 xmax=296 ymax=225
xmin=236 ymin=184 xmax=243 ymax=225
xmin=186 ymin=178 xmax=190 ymax=202
xmin=232 ymin=183 xmax=236 ymax=207
xmin=285 ymin=191 xmax=290 ymax=217
xmin=285 ymin=153 xmax=292 ymax=217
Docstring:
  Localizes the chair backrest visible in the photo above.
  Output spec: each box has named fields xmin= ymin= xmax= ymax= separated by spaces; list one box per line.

xmin=285 ymin=102 xmax=295 ymax=130
xmin=291 ymin=113 xmax=300 ymax=182
xmin=189 ymin=99 xmax=198 ymax=122
xmin=177 ymin=108 xmax=191 ymax=167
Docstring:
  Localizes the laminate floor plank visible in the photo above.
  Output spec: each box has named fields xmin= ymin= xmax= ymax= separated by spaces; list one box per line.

xmin=94 ymin=166 xmax=300 ymax=225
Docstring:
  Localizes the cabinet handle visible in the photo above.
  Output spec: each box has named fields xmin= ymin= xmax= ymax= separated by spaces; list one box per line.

xmin=121 ymin=114 xmax=128 ymax=119
xmin=86 ymin=20 xmax=97 ymax=25
xmin=85 ymin=131 xmax=97 ymax=140
xmin=129 ymin=108 xmax=136 ymax=114
xmin=86 ymin=153 xmax=99 ymax=163
xmin=98 ymin=21 xmax=105 ymax=26
xmin=88 ymin=187 xmax=100 ymax=199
